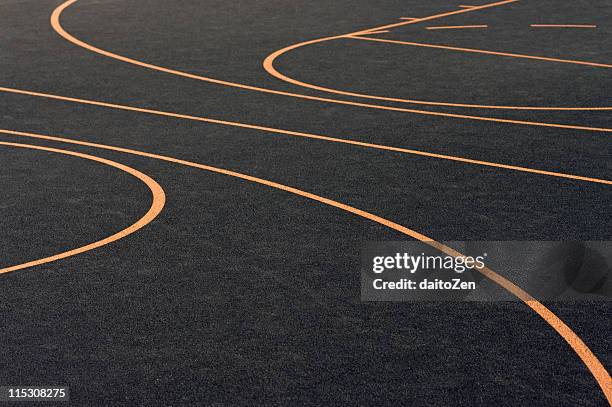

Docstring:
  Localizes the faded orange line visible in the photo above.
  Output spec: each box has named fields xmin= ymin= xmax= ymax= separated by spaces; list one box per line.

xmin=531 ymin=24 xmax=597 ymax=28
xmin=0 ymin=141 xmax=165 ymax=275
xmin=1 ymin=88 xmax=611 ymax=186
xmin=56 ymin=0 xmax=611 ymax=116
xmin=349 ymin=35 xmax=612 ymax=68
xmin=426 ymin=24 xmax=488 ymax=30
xmin=1 ymin=128 xmax=610 ymax=403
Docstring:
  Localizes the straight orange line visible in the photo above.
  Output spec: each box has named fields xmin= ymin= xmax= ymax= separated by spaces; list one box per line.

xmin=426 ymin=24 xmax=488 ymax=30
xmin=531 ymin=24 xmax=597 ymax=28
xmin=0 ymin=141 xmax=165 ymax=275
xmin=2 ymin=128 xmax=610 ymax=404
xmin=362 ymin=30 xmax=389 ymax=34
xmin=349 ymin=0 xmax=518 ymax=34
xmin=349 ymin=35 xmax=612 ymax=68
xmin=1 ymin=87 xmax=611 ymax=186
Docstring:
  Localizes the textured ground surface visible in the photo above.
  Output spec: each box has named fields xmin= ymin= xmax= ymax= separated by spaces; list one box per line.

xmin=0 ymin=0 xmax=610 ymax=405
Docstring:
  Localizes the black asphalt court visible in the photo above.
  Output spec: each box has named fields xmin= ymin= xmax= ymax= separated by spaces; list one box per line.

xmin=0 ymin=0 xmax=610 ymax=405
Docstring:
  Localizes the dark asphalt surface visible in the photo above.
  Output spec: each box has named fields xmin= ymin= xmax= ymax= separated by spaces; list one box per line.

xmin=0 ymin=0 xmax=610 ymax=405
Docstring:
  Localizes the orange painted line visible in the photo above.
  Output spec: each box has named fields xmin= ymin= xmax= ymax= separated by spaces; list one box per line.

xmin=459 ymin=5 xmax=477 ymax=8
xmin=426 ymin=24 xmax=488 ymax=30
xmin=264 ymin=35 xmax=612 ymax=111
xmin=2 ymin=88 xmax=612 ymax=186
xmin=48 ymin=0 xmax=612 ymax=398
xmin=531 ymin=24 xmax=597 ymax=28
xmin=362 ymin=30 xmax=389 ymax=34
xmin=0 ymin=141 xmax=165 ymax=275
xmin=348 ymin=0 xmax=518 ymax=35
xmin=55 ymin=0 xmax=609 ymax=120
xmin=48 ymin=0 xmax=612 ymax=400
xmin=349 ymin=35 xmax=612 ymax=68
xmin=1 ymin=128 xmax=610 ymax=403
xmin=261 ymin=3 xmax=612 ymax=111
xmin=399 ymin=17 xmax=417 ymax=20
xmin=50 ymin=3 xmax=612 ymax=116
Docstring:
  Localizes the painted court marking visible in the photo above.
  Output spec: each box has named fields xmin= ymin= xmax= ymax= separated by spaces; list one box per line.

xmin=348 ymin=35 xmax=612 ymax=69
xmin=0 ymin=0 xmax=607 ymax=403
xmin=0 ymin=127 xmax=610 ymax=404
xmin=426 ymin=24 xmax=488 ymax=30
xmin=363 ymin=30 xmax=390 ymax=34
xmin=0 ymin=141 xmax=165 ymax=275
xmin=263 ymin=1 xmax=612 ymax=111
xmin=53 ymin=0 xmax=612 ymax=130
xmin=531 ymin=24 xmax=597 ymax=28
xmin=2 ymin=86 xmax=611 ymax=186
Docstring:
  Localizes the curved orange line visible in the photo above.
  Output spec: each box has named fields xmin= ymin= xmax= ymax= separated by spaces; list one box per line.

xmin=0 ymin=141 xmax=165 ymax=275
xmin=2 ymin=128 xmax=611 ymax=403
xmin=263 ymin=36 xmax=612 ymax=111
xmin=51 ymin=0 xmax=612 ymax=133
xmin=262 ymin=11 xmax=612 ymax=111
xmin=1 ymin=89 xmax=611 ymax=186
xmin=43 ymin=0 xmax=612 ymax=400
